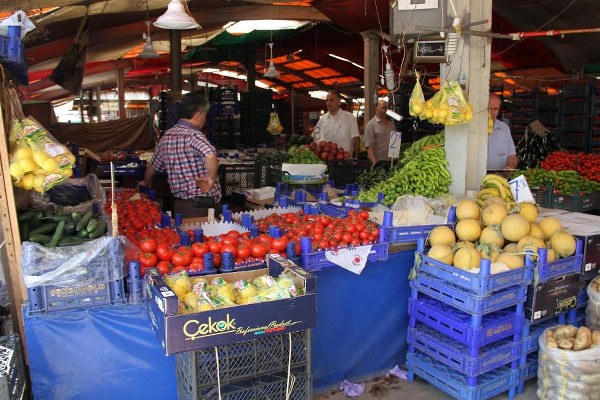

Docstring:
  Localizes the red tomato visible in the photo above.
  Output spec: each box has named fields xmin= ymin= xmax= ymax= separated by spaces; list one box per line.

xmin=271 ymin=237 xmax=288 ymax=252
xmin=191 ymin=242 xmax=209 ymax=258
xmin=221 ymin=244 xmax=237 ymax=257
xmin=156 ymin=260 xmax=171 ymax=275
xmin=213 ymin=253 xmax=222 ymax=267
xmin=139 ymin=238 xmax=157 ymax=253
xmin=171 ymin=266 xmax=186 ymax=274
xmin=139 ymin=252 xmax=157 ymax=268
xmin=207 ymin=241 xmax=223 ymax=254
xmin=156 ymin=243 xmax=175 ymax=261
xmin=237 ymin=246 xmax=251 ymax=259
xmin=172 ymin=248 xmax=192 ymax=267
xmin=251 ymin=243 xmax=268 ymax=259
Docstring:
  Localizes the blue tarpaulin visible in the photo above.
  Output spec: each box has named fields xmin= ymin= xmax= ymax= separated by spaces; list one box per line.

xmin=23 ymin=250 xmax=414 ymax=399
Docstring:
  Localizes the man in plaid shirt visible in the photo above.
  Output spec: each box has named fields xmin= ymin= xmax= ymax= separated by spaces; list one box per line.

xmin=141 ymin=91 xmax=221 ymax=217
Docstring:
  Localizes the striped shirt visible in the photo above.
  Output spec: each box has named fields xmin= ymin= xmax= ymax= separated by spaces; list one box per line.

xmin=151 ymin=121 xmax=221 ymax=202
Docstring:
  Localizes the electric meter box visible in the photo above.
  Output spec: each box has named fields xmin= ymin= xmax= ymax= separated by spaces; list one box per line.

xmin=391 ymin=0 xmax=449 ymax=41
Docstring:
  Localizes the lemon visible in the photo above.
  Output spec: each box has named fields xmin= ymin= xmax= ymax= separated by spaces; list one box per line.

xmin=12 ymin=178 xmax=23 ymax=188
xmin=171 ymin=279 xmax=190 ymax=298
xmin=21 ymin=174 xmax=34 ymax=190
xmin=67 ymin=153 xmax=76 ymax=164
xmin=61 ymin=168 xmax=73 ymax=178
xmin=32 ymin=152 xmax=50 ymax=166
xmin=14 ymin=147 xmax=33 ymax=160
xmin=9 ymin=163 xmax=24 ymax=178
xmin=18 ymin=157 xmax=37 ymax=173
xmin=33 ymin=183 xmax=44 ymax=193
xmin=41 ymin=158 xmax=58 ymax=173
xmin=33 ymin=174 xmax=45 ymax=188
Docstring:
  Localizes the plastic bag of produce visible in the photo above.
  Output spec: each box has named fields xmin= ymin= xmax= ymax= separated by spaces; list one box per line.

xmin=537 ymin=325 xmax=600 ymax=400
xmin=21 ymin=236 xmax=125 ymax=289
xmin=586 ymin=277 xmax=600 ymax=330
xmin=29 ymin=174 xmax=106 ymax=214
xmin=409 ymin=72 xmax=426 ymax=118
xmin=267 ymin=111 xmax=283 ymax=135
xmin=440 ymin=80 xmax=473 ymax=126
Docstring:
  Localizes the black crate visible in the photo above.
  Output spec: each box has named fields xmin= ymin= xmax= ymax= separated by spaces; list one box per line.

xmin=327 ymin=160 xmax=370 ymax=187
xmin=562 ymin=100 xmax=590 ymax=114
xmin=561 ymin=116 xmax=589 ymax=132
xmin=562 ymin=83 xmax=593 ymax=99
xmin=176 ymin=330 xmax=311 ymax=399
xmin=537 ymin=95 xmax=561 ymax=110
xmin=560 ymin=132 xmax=588 ymax=150
xmin=537 ymin=112 xmax=560 ymax=126
xmin=265 ymin=165 xmax=282 ymax=187
xmin=178 ymin=366 xmax=311 ymax=400
xmin=218 ymin=163 xmax=261 ymax=197
xmin=0 ymin=335 xmax=26 ymax=400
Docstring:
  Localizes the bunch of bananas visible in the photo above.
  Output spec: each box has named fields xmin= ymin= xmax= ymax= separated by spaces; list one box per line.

xmin=409 ymin=79 xmax=474 ymax=127
xmin=476 ymin=174 xmax=514 ymax=207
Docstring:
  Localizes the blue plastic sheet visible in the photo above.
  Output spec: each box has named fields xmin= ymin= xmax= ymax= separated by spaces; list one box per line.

xmin=312 ymin=250 xmax=413 ymax=392
xmin=23 ymin=303 xmax=176 ymax=400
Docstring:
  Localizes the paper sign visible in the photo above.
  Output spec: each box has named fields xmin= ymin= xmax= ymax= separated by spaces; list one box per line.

xmin=388 ymin=131 xmax=402 ymax=158
xmin=509 ymin=175 xmax=535 ymax=203
xmin=325 ymin=245 xmax=372 ymax=275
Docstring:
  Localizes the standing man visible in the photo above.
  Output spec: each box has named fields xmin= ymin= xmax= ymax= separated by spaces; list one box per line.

xmin=488 ymin=93 xmax=518 ymax=170
xmin=364 ymin=100 xmax=396 ymax=165
xmin=312 ymin=90 xmax=360 ymax=156
xmin=141 ymin=91 xmax=221 ymax=218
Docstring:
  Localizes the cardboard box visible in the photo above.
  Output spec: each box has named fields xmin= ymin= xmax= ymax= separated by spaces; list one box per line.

xmin=553 ymin=212 xmax=600 ymax=278
xmin=525 ymin=273 xmax=581 ymax=321
xmin=146 ymin=255 xmax=316 ymax=355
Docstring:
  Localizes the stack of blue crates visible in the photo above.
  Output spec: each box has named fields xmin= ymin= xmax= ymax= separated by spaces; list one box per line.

xmin=407 ymin=238 xmax=534 ymax=400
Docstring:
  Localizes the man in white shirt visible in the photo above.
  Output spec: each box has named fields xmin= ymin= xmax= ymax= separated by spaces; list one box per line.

xmin=312 ymin=90 xmax=360 ymax=155
xmin=488 ymin=93 xmax=518 ymax=170
xmin=364 ymin=100 xmax=395 ymax=165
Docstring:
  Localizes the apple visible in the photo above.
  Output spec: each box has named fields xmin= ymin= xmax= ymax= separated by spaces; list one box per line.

xmin=320 ymin=152 xmax=329 ymax=161
xmin=343 ymin=151 xmax=351 ymax=159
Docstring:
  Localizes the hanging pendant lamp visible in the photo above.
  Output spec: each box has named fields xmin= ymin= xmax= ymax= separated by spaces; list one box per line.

xmin=139 ymin=20 xmax=160 ymax=59
xmin=154 ymin=0 xmax=200 ymax=30
xmin=263 ymin=42 xmax=280 ymax=78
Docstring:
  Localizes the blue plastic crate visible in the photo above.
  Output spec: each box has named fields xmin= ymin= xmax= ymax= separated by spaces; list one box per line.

xmin=577 ymin=285 xmax=589 ymax=308
xmin=407 ymin=352 xmax=519 ymax=400
xmin=319 ymin=203 xmax=348 ymax=218
xmin=411 ymin=273 xmax=528 ymax=315
xmin=415 ymin=243 xmax=534 ymax=295
xmin=298 ymin=242 xmax=388 ymax=272
xmin=567 ymin=307 xmax=587 ymax=327
xmin=408 ymin=324 xmax=521 ymax=378
xmin=521 ymin=353 xmax=538 ymax=382
xmin=521 ymin=317 xmax=559 ymax=354
xmin=383 ymin=224 xmax=452 ymax=244
xmin=534 ymin=241 xmax=584 ymax=282
xmin=409 ymin=296 xmax=524 ymax=348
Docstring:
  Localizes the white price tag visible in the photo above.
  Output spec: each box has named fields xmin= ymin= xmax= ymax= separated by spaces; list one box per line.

xmin=509 ymin=175 xmax=535 ymax=203
xmin=388 ymin=131 xmax=402 ymax=158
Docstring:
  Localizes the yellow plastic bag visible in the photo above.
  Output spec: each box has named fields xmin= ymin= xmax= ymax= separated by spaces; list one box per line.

xmin=267 ymin=112 xmax=283 ymax=135
xmin=409 ymin=72 xmax=426 ymax=118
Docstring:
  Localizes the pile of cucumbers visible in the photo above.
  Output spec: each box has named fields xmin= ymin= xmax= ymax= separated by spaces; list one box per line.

xmin=18 ymin=206 xmax=107 ymax=247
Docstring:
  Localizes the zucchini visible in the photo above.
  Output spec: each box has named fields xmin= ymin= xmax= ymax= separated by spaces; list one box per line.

xmin=28 ymin=234 xmax=51 ymax=245
xmin=58 ymin=237 xmax=94 ymax=247
xmin=64 ymin=221 xmax=75 ymax=235
xmin=85 ymin=218 xmax=98 ymax=233
xmin=42 ymin=208 xmax=53 ymax=218
xmin=88 ymin=219 xmax=107 ymax=239
xmin=48 ymin=221 xmax=65 ymax=248
xmin=77 ymin=229 xmax=89 ymax=239
xmin=29 ymin=222 xmax=59 ymax=236
xmin=76 ymin=211 xmax=94 ymax=232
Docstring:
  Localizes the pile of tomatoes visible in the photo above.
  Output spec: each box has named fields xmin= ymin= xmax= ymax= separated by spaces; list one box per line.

xmin=541 ymin=151 xmax=600 ymax=183
xmin=253 ymin=209 xmax=380 ymax=252
xmin=104 ymin=189 xmax=162 ymax=243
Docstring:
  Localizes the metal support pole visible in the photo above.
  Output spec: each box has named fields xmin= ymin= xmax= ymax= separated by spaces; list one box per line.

xmin=170 ymin=30 xmax=182 ymax=95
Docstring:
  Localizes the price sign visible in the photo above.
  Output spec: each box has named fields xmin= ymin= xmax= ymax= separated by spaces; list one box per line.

xmin=509 ymin=175 xmax=535 ymax=203
xmin=388 ymin=131 xmax=402 ymax=159
xmin=313 ymin=126 xmax=321 ymax=141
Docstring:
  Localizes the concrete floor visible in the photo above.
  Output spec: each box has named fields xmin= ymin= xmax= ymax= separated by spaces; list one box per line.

xmin=315 ymin=374 xmax=538 ymax=400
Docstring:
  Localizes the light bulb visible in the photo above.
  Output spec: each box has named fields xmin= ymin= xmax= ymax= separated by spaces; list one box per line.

xmin=384 ymin=62 xmax=395 ymax=91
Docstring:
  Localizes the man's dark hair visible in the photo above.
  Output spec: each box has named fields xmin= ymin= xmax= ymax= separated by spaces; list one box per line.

xmin=179 ymin=91 xmax=210 ymax=119
xmin=327 ymin=89 xmax=341 ymax=100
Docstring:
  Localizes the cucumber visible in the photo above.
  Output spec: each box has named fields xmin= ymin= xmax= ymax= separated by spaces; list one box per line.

xmin=29 ymin=222 xmax=59 ymax=236
xmin=58 ymin=237 xmax=94 ymax=247
xmin=48 ymin=221 xmax=65 ymax=248
xmin=18 ymin=211 xmax=38 ymax=222
xmin=55 ymin=205 xmax=64 ymax=216
xmin=85 ymin=218 xmax=98 ymax=233
xmin=19 ymin=221 xmax=29 ymax=242
xmin=28 ymin=212 xmax=43 ymax=229
xmin=77 ymin=229 xmax=89 ymax=239
xmin=28 ymin=234 xmax=51 ymax=245
xmin=88 ymin=219 xmax=107 ymax=239
xmin=71 ymin=212 xmax=82 ymax=222
xmin=47 ymin=215 xmax=72 ymax=222
xmin=76 ymin=211 xmax=94 ymax=232
xmin=64 ymin=221 xmax=75 ymax=235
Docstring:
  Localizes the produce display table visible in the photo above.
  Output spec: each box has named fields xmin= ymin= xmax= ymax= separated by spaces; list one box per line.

xmin=22 ymin=249 xmax=415 ymax=399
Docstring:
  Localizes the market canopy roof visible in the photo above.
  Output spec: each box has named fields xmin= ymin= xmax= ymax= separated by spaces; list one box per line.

xmin=3 ymin=0 xmax=600 ymax=103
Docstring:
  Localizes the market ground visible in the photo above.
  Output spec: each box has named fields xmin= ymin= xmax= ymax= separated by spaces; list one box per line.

xmin=314 ymin=374 xmax=537 ymax=399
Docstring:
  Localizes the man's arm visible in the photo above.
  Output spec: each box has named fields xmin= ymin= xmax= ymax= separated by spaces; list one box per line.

xmin=367 ymin=147 xmax=377 ymax=165
xmin=506 ymin=154 xmax=518 ymax=169
xmin=141 ymin=164 xmax=157 ymax=188
xmin=197 ymin=153 xmax=219 ymax=192
xmin=352 ymin=136 xmax=361 ymax=158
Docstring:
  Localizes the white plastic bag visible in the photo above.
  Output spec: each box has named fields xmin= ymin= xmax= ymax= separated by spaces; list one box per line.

xmin=537 ymin=326 xmax=600 ymax=400
xmin=586 ymin=276 xmax=600 ymax=330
